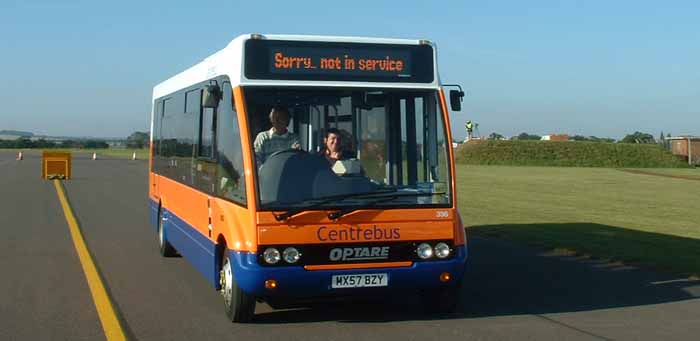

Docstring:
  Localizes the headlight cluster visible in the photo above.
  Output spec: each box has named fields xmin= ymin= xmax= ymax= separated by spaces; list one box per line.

xmin=416 ymin=242 xmax=451 ymax=260
xmin=263 ymin=247 xmax=301 ymax=264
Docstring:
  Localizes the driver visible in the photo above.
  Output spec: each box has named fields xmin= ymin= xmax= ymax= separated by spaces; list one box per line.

xmin=253 ymin=105 xmax=300 ymax=164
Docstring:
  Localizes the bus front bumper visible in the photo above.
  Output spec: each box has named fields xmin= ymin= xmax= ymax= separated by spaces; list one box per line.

xmin=228 ymin=245 xmax=467 ymax=298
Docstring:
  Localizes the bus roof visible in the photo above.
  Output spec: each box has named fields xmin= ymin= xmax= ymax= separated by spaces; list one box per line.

xmin=153 ymin=34 xmax=441 ymax=99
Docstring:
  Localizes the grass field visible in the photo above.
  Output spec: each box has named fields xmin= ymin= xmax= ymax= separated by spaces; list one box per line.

xmin=456 ymin=165 xmax=700 ymax=275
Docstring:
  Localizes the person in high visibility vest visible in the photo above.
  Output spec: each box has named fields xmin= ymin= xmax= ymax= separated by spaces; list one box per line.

xmin=465 ymin=121 xmax=474 ymax=141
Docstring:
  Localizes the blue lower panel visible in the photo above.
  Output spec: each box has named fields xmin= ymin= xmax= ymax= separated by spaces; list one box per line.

xmin=151 ymin=198 xmax=468 ymax=299
xmin=163 ymin=208 xmax=218 ymax=288
xmin=148 ymin=199 xmax=159 ymax=232
xmin=230 ymin=246 xmax=468 ymax=298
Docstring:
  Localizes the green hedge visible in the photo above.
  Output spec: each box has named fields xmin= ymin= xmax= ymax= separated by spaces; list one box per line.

xmin=455 ymin=141 xmax=689 ymax=168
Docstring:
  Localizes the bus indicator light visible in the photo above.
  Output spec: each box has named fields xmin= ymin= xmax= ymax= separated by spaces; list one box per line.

xmin=265 ymin=280 xmax=278 ymax=289
xmin=440 ymin=272 xmax=451 ymax=282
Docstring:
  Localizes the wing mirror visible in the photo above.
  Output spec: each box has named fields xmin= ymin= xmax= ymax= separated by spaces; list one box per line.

xmin=202 ymin=84 xmax=222 ymax=108
xmin=449 ymin=90 xmax=464 ymax=111
xmin=443 ymin=84 xmax=465 ymax=111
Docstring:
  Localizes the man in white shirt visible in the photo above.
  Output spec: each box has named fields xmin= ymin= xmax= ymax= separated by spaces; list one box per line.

xmin=253 ymin=106 xmax=300 ymax=164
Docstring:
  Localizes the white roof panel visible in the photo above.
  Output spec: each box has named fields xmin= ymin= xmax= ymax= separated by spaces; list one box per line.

xmin=153 ymin=34 xmax=441 ymax=99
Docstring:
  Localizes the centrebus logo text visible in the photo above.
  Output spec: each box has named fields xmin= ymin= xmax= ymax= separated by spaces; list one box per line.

xmin=316 ymin=226 xmax=400 ymax=242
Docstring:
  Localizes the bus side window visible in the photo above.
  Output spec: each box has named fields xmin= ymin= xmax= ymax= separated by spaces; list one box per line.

xmin=160 ymin=97 xmax=177 ymax=179
xmin=195 ymin=86 xmax=215 ymax=159
xmin=152 ymin=100 xmax=163 ymax=173
xmin=175 ymin=92 xmax=195 ymax=185
xmin=191 ymin=87 xmax=217 ymax=194
xmin=199 ymin=107 xmax=215 ymax=158
xmin=216 ymin=82 xmax=246 ymax=204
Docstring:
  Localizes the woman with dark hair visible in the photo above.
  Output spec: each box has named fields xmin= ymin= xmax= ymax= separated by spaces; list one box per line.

xmin=321 ymin=128 xmax=344 ymax=164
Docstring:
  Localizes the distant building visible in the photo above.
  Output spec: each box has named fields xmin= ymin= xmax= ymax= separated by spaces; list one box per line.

xmin=668 ymin=136 xmax=700 ymax=165
xmin=463 ymin=136 xmax=483 ymax=143
xmin=540 ymin=134 xmax=569 ymax=141
xmin=107 ymin=140 xmax=126 ymax=148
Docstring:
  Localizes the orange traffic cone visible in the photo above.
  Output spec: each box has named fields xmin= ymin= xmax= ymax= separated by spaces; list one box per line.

xmin=17 ymin=151 xmax=23 ymax=160
xmin=92 ymin=152 xmax=97 ymax=160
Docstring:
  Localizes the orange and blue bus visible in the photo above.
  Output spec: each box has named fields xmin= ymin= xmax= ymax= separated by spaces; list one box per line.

xmin=149 ymin=34 xmax=467 ymax=322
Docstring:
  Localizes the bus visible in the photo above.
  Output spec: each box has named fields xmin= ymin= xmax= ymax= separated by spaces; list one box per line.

xmin=149 ymin=34 xmax=467 ymax=322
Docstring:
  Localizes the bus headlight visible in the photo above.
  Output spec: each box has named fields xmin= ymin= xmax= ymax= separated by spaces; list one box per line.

xmin=435 ymin=242 xmax=451 ymax=259
xmin=283 ymin=247 xmax=301 ymax=263
xmin=416 ymin=243 xmax=433 ymax=259
xmin=263 ymin=248 xmax=281 ymax=264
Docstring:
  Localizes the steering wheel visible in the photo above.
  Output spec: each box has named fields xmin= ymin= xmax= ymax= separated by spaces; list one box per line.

xmin=266 ymin=148 xmax=306 ymax=160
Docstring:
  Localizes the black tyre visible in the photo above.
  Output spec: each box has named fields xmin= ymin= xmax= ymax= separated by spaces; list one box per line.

xmin=220 ymin=249 xmax=256 ymax=322
xmin=157 ymin=208 xmax=177 ymax=257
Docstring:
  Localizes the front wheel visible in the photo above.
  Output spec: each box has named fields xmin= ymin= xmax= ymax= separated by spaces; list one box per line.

xmin=220 ymin=250 xmax=256 ymax=322
xmin=157 ymin=208 xmax=177 ymax=257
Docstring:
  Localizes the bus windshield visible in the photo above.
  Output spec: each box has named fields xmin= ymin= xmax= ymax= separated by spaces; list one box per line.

xmin=244 ymin=88 xmax=452 ymax=210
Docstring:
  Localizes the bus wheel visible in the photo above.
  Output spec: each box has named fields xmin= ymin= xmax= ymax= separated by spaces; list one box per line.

xmin=220 ymin=250 xmax=255 ymax=323
xmin=157 ymin=209 xmax=177 ymax=257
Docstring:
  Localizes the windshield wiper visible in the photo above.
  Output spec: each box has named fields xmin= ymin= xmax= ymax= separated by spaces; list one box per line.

xmin=327 ymin=192 xmax=446 ymax=220
xmin=272 ymin=189 xmax=398 ymax=221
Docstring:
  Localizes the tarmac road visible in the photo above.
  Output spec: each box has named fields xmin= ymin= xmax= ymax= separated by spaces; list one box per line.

xmin=2 ymin=150 xmax=700 ymax=340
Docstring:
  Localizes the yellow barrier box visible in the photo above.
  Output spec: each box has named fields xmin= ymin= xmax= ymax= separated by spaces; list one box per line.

xmin=42 ymin=152 xmax=71 ymax=180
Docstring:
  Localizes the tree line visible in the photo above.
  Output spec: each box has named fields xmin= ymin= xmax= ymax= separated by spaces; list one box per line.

xmin=478 ymin=131 xmax=665 ymax=144
xmin=0 ymin=138 xmax=109 ymax=149
xmin=0 ymin=131 xmax=150 ymax=149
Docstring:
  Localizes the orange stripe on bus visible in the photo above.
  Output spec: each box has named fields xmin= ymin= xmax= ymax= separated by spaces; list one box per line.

xmin=156 ymin=174 xmax=257 ymax=252
xmin=304 ymin=262 xmax=412 ymax=271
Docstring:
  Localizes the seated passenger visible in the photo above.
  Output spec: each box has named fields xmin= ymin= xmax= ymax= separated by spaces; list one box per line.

xmin=322 ymin=128 xmax=363 ymax=176
xmin=321 ymin=128 xmax=345 ymax=164
xmin=253 ymin=106 xmax=300 ymax=164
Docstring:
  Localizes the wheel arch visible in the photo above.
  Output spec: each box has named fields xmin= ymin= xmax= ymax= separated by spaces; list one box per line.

xmin=214 ymin=234 xmax=228 ymax=290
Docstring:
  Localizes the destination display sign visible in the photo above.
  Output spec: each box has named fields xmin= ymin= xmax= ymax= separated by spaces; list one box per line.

xmin=270 ymin=47 xmax=411 ymax=78
xmin=245 ymin=40 xmax=434 ymax=83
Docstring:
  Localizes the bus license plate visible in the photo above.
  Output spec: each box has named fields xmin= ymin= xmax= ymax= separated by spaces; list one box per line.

xmin=331 ymin=273 xmax=388 ymax=289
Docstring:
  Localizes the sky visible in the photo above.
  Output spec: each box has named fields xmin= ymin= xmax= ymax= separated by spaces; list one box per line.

xmin=0 ymin=0 xmax=698 ymax=140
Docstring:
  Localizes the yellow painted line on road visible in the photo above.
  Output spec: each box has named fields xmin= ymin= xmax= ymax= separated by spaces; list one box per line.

xmin=53 ymin=180 xmax=127 ymax=341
